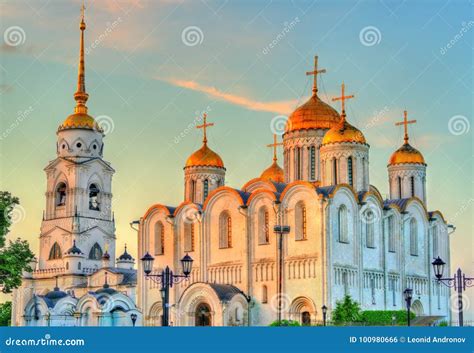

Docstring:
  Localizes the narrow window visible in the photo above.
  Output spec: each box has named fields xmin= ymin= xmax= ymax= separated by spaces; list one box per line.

xmin=371 ymin=278 xmax=376 ymax=304
xmin=342 ymin=272 xmax=349 ymax=295
xmin=295 ymin=202 xmax=307 ymax=240
xmin=366 ymin=211 xmax=375 ymax=248
xmin=398 ymin=176 xmax=402 ymax=198
xmin=258 ymin=207 xmax=270 ymax=245
xmin=56 ymin=183 xmax=67 ymax=206
xmin=78 ymin=262 xmax=81 ymax=270
xmin=310 ymin=146 xmax=316 ymax=181
xmin=388 ymin=216 xmax=395 ymax=252
xmin=89 ymin=243 xmax=103 ymax=260
xmin=338 ymin=206 xmax=348 ymax=243
xmin=219 ymin=212 xmax=232 ymax=248
xmin=89 ymin=183 xmax=100 ymax=211
xmin=190 ymin=180 xmax=196 ymax=202
xmin=410 ymin=218 xmax=418 ymax=256
xmin=154 ymin=221 xmax=164 ymax=255
xmin=410 ymin=176 xmax=415 ymax=197
xmin=49 ymin=242 xmax=62 ymax=260
xmin=347 ymin=157 xmax=353 ymax=186
xmin=203 ymin=179 xmax=209 ymax=200
xmin=262 ymin=285 xmax=268 ymax=303
xmin=432 ymin=225 xmax=438 ymax=257
xmin=184 ymin=222 xmax=195 ymax=252
xmin=333 ymin=159 xmax=338 ymax=185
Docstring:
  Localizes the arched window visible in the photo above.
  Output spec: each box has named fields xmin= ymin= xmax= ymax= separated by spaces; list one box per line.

xmin=347 ymin=157 xmax=353 ymax=186
xmin=410 ymin=176 xmax=415 ymax=197
xmin=432 ymin=225 xmax=438 ymax=257
xmin=365 ymin=211 xmax=375 ymax=248
xmin=56 ymin=183 xmax=67 ymax=206
xmin=89 ymin=183 xmax=100 ymax=211
xmin=89 ymin=243 xmax=103 ymax=260
xmin=295 ymin=201 xmax=307 ymax=240
xmin=310 ymin=146 xmax=316 ymax=180
xmin=78 ymin=262 xmax=81 ymax=270
xmin=49 ymin=242 xmax=62 ymax=260
xmin=154 ymin=221 xmax=165 ymax=255
xmin=410 ymin=218 xmax=418 ymax=256
xmin=295 ymin=147 xmax=302 ymax=179
xmin=398 ymin=176 xmax=402 ymax=198
xmin=258 ymin=207 xmax=270 ymax=245
xmin=388 ymin=216 xmax=395 ymax=253
xmin=262 ymin=285 xmax=268 ymax=303
xmin=190 ymin=180 xmax=196 ymax=202
xmin=219 ymin=212 xmax=232 ymax=248
xmin=184 ymin=222 xmax=195 ymax=252
xmin=203 ymin=179 xmax=209 ymax=201
xmin=338 ymin=205 xmax=348 ymax=243
xmin=333 ymin=159 xmax=338 ymax=185
xmin=66 ymin=262 xmax=69 ymax=270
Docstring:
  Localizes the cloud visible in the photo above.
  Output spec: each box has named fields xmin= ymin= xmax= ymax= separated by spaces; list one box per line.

xmin=161 ymin=78 xmax=299 ymax=115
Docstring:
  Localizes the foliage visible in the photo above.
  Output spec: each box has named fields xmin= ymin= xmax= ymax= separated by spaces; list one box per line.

xmin=269 ymin=319 xmax=301 ymax=326
xmin=332 ymin=295 xmax=362 ymax=324
xmin=359 ymin=310 xmax=416 ymax=326
xmin=438 ymin=320 xmax=448 ymax=327
xmin=0 ymin=301 xmax=12 ymax=326
xmin=0 ymin=191 xmax=34 ymax=293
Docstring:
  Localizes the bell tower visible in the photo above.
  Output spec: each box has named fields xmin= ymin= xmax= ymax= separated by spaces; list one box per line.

xmin=39 ymin=5 xmax=116 ymax=271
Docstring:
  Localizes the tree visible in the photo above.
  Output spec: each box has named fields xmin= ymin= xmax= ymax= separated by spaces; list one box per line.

xmin=332 ymin=295 xmax=362 ymax=325
xmin=0 ymin=191 xmax=34 ymax=293
xmin=0 ymin=301 xmax=12 ymax=326
xmin=269 ymin=319 xmax=301 ymax=326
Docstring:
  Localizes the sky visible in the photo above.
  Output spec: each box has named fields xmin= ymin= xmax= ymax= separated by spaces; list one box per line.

xmin=0 ymin=0 xmax=472 ymax=320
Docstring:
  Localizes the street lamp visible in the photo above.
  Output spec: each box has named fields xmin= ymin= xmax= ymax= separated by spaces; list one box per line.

xmin=321 ymin=305 xmax=327 ymax=326
xmin=431 ymin=256 xmax=473 ymax=326
xmin=130 ymin=313 xmax=137 ymax=327
xmin=140 ymin=252 xmax=193 ymax=326
xmin=403 ymin=288 xmax=413 ymax=327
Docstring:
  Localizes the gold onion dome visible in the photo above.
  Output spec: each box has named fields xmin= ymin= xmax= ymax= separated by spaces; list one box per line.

xmin=322 ymin=114 xmax=366 ymax=145
xmin=185 ymin=143 xmax=224 ymax=168
xmin=388 ymin=143 xmax=425 ymax=165
xmin=58 ymin=5 xmax=102 ymax=133
xmin=260 ymin=161 xmax=284 ymax=183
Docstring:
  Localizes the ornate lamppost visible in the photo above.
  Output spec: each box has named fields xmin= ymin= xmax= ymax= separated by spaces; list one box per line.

xmin=130 ymin=313 xmax=137 ymax=327
xmin=403 ymin=288 xmax=413 ymax=327
xmin=431 ymin=256 xmax=473 ymax=327
xmin=141 ymin=252 xmax=193 ymax=327
xmin=321 ymin=305 xmax=327 ymax=326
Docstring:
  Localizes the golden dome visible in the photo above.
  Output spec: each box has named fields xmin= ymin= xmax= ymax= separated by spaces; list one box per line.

xmin=260 ymin=161 xmax=284 ymax=183
xmin=286 ymin=95 xmax=340 ymax=133
xmin=185 ymin=143 xmax=224 ymax=169
xmin=388 ymin=143 xmax=425 ymax=166
xmin=58 ymin=113 xmax=102 ymax=132
xmin=322 ymin=116 xmax=366 ymax=145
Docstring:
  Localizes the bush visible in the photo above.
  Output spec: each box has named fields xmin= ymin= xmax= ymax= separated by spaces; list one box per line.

xmin=438 ymin=320 xmax=448 ymax=327
xmin=269 ymin=319 xmax=300 ymax=326
xmin=332 ymin=295 xmax=362 ymax=325
xmin=0 ymin=301 xmax=11 ymax=326
xmin=360 ymin=310 xmax=415 ymax=326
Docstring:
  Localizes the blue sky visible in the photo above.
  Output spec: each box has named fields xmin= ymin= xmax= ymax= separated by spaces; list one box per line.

xmin=1 ymin=0 xmax=472 ymax=319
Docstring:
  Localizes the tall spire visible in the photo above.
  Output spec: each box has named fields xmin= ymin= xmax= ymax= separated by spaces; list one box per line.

xmin=306 ymin=55 xmax=326 ymax=97
xmin=395 ymin=110 xmax=417 ymax=145
xmin=196 ymin=113 xmax=214 ymax=145
xmin=74 ymin=3 xmax=89 ymax=114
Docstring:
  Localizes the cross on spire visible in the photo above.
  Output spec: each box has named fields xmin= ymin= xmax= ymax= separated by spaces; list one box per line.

xmin=332 ymin=82 xmax=354 ymax=119
xmin=266 ymin=134 xmax=283 ymax=163
xmin=196 ymin=113 xmax=214 ymax=145
xmin=306 ymin=55 xmax=326 ymax=96
xmin=395 ymin=110 xmax=416 ymax=144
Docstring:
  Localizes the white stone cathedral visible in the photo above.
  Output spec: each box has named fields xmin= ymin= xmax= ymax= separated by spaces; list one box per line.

xmin=11 ymin=10 xmax=141 ymax=327
xmin=136 ymin=66 xmax=452 ymax=326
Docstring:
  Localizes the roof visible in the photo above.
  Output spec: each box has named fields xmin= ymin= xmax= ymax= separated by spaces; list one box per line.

xmin=384 ymin=198 xmax=410 ymax=211
xmin=316 ymin=185 xmax=337 ymax=198
xmin=272 ymin=182 xmax=287 ymax=194
xmin=105 ymin=267 xmax=137 ymax=285
xmin=208 ymin=283 xmax=243 ymax=302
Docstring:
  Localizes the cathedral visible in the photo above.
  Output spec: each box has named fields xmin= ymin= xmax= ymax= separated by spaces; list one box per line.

xmin=12 ymin=9 xmax=452 ymax=327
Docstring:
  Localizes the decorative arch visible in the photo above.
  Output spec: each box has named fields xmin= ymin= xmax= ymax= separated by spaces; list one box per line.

xmin=49 ymin=242 xmax=62 ymax=260
xmin=289 ymin=296 xmax=316 ymax=325
xmin=88 ymin=243 xmax=103 ymax=260
xmin=148 ymin=301 xmax=163 ymax=326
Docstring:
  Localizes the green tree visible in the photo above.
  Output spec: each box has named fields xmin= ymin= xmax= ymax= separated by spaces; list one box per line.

xmin=332 ymin=295 xmax=362 ymax=325
xmin=0 ymin=191 xmax=34 ymax=293
xmin=0 ymin=301 xmax=12 ymax=326
xmin=269 ymin=319 xmax=301 ymax=326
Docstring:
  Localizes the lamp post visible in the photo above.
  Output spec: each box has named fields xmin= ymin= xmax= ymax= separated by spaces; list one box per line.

xmin=130 ymin=313 xmax=137 ymax=327
xmin=403 ymin=288 xmax=413 ymax=327
xmin=273 ymin=201 xmax=290 ymax=323
xmin=321 ymin=305 xmax=327 ymax=326
xmin=431 ymin=256 xmax=473 ymax=327
xmin=141 ymin=252 xmax=193 ymax=327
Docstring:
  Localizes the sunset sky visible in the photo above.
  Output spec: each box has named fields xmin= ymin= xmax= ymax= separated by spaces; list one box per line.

xmin=1 ymin=0 xmax=472 ymax=318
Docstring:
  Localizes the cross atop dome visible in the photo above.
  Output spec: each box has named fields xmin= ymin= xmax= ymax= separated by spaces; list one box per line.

xmin=306 ymin=55 xmax=326 ymax=96
xmin=196 ymin=113 xmax=214 ymax=145
xmin=332 ymin=82 xmax=354 ymax=119
xmin=395 ymin=110 xmax=417 ymax=145
xmin=266 ymin=134 xmax=283 ymax=163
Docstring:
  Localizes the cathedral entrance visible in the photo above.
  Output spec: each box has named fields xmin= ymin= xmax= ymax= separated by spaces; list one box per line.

xmin=301 ymin=311 xmax=311 ymax=325
xmin=195 ymin=303 xmax=212 ymax=326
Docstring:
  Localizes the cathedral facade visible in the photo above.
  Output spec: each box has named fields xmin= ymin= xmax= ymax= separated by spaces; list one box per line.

xmin=136 ymin=67 xmax=452 ymax=326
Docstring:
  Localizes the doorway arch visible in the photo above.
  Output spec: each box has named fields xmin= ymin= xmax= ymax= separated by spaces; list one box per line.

xmin=195 ymin=303 xmax=212 ymax=326
xmin=411 ymin=300 xmax=424 ymax=316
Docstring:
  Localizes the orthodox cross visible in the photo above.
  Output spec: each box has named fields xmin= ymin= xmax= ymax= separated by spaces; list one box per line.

xmin=395 ymin=110 xmax=416 ymax=144
xmin=266 ymin=134 xmax=283 ymax=163
xmin=332 ymin=82 xmax=354 ymax=117
xmin=196 ymin=113 xmax=214 ymax=144
xmin=306 ymin=55 xmax=326 ymax=96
